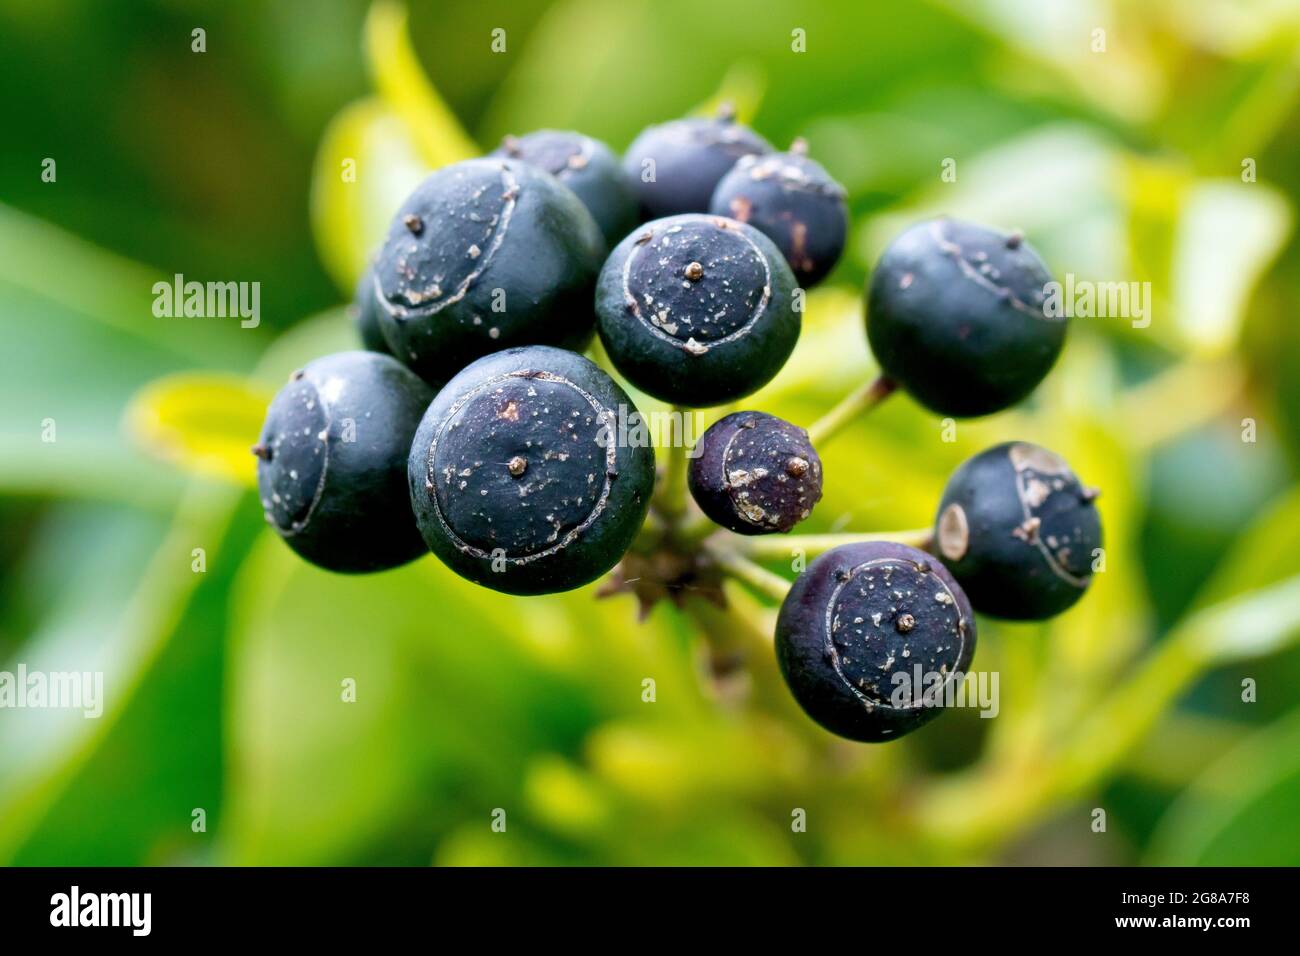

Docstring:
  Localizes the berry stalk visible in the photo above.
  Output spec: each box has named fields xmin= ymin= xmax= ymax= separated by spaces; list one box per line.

xmin=734 ymin=528 xmax=934 ymax=561
xmin=805 ymin=373 xmax=897 ymax=447
xmin=702 ymin=538 xmax=793 ymax=604
xmin=652 ymin=405 xmax=693 ymax=526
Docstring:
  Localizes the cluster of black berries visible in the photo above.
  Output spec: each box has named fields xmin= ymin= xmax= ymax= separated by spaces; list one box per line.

xmin=255 ymin=105 xmax=1102 ymax=743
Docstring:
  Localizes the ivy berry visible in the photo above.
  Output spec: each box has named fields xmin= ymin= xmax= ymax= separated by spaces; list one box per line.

xmin=866 ymin=218 xmax=1064 ymax=417
xmin=595 ymin=214 xmax=800 ymax=406
xmin=622 ymin=105 xmax=772 ymax=220
xmin=934 ymin=441 xmax=1102 ymax=620
xmin=688 ymin=411 xmax=822 ymax=534
xmin=776 ymin=541 xmax=977 ymax=742
xmin=408 ymin=345 xmax=655 ymax=595
xmin=253 ymin=351 xmax=433 ymax=573
xmin=708 ymin=139 xmax=848 ymax=287
xmin=373 ymin=158 xmax=605 ymax=386
xmin=351 ymin=264 xmax=392 ymax=356
xmin=491 ymin=129 xmax=637 ymax=246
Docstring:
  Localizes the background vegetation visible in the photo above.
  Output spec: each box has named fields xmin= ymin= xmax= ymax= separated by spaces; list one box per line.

xmin=2 ymin=0 xmax=1300 ymax=865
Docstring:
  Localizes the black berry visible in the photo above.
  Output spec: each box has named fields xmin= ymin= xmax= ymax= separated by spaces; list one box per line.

xmin=351 ymin=264 xmax=392 ymax=356
xmin=709 ymin=140 xmax=847 ymax=287
xmin=688 ymin=411 xmax=822 ymax=534
xmin=491 ymin=129 xmax=637 ymax=246
xmin=934 ymin=441 xmax=1102 ymax=620
xmin=622 ymin=108 xmax=772 ymax=220
xmin=254 ymin=351 xmax=433 ymax=573
xmin=866 ymin=217 xmax=1065 ymax=417
xmin=595 ymin=214 xmax=801 ymax=406
xmin=408 ymin=345 xmax=655 ymax=595
xmin=373 ymin=158 xmax=605 ymax=386
xmin=776 ymin=541 xmax=977 ymax=742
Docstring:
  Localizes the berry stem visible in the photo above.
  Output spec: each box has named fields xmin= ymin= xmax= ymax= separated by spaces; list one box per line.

xmin=703 ymin=539 xmax=792 ymax=603
xmin=675 ymin=514 xmax=720 ymax=550
xmin=735 ymin=528 xmax=934 ymax=561
xmin=653 ymin=406 xmax=692 ymax=524
xmin=805 ymin=373 xmax=897 ymax=447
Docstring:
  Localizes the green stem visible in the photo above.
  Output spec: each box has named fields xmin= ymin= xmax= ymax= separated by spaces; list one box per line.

xmin=703 ymin=540 xmax=792 ymax=603
xmin=675 ymin=513 xmax=720 ymax=550
xmin=805 ymin=374 xmax=897 ymax=447
xmin=653 ymin=406 xmax=691 ymax=524
xmin=735 ymin=528 xmax=933 ymax=561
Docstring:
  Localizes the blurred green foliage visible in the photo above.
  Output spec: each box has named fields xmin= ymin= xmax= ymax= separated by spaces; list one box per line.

xmin=2 ymin=0 xmax=1300 ymax=866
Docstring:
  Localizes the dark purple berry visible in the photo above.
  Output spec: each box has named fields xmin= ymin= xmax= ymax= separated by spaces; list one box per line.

xmin=408 ymin=345 xmax=655 ymax=595
xmin=688 ymin=411 xmax=822 ymax=534
xmin=867 ymin=218 xmax=1064 ymax=417
xmin=491 ymin=129 xmax=636 ymax=246
xmin=934 ymin=441 xmax=1102 ymax=620
xmin=373 ymin=158 xmax=604 ymax=386
xmin=776 ymin=541 xmax=977 ymax=742
xmin=595 ymin=214 xmax=800 ymax=406
xmin=622 ymin=108 xmax=772 ymax=219
xmin=254 ymin=351 xmax=433 ymax=573
xmin=709 ymin=140 xmax=847 ymax=287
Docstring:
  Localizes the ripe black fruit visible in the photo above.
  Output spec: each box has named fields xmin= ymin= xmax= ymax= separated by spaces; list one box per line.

xmin=709 ymin=140 xmax=847 ymax=287
xmin=351 ymin=264 xmax=392 ymax=355
xmin=776 ymin=541 xmax=977 ymax=742
xmin=408 ymin=345 xmax=655 ymax=595
xmin=688 ymin=411 xmax=822 ymax=534
xmin=254 ymin=351 xmax=433 ymax=573
xmin=373 ymin=158 xmax=604 ymax=386
xmin=622 ymin=108 xmax=772 ymax=220
xmin=934 ymin=441 xmax=1102 ymax=620
xmin=866 ymin=218 xmax=1065 ymax=417
xmin=491 ymin=129 xmax=637 ymax=246
xmin=595 ymin=214 xmax=800 ymax=407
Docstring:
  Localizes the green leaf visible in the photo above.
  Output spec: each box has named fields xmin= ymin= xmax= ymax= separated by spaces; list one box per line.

xmin=0 ymin=309 xmax=354 ymax=863
xmin=0 ymin=203 xmax=259 ymax=504
xmin=121 ymin=308 xmax=359 ymax=491
xmin=1188 ymin=487 xmax=1300 ymax=628
xmin=1148 ymin=707 xmax=1300 ymax=865
xmin=8 ymin=503 xmax=265 ymax=865
xmin=1170 ymin=179 xmax=1291 ymax=355
xmin=0 ymin=483 xmax=244 ymax=863
xmin=691 ymin=61 xmax=767 ymax=124
xmin=1184 ymin=575 xmax=1300 ymax=665
xmin=219 ymin=540 xmax=612 ymax=864
xmin=0 ymin=204 xmax=257 ymax=369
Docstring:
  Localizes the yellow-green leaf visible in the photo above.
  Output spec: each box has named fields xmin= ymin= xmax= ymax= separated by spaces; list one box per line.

xmin=310 ymin=97 xmax=430 ymax=292
xmin=125 ymin=372 xmax=273 ymax=488
xmin=363 ymin=0 xmax=479 ymax=167
xmin=692 ymin=60 xmax=767 ymax=124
